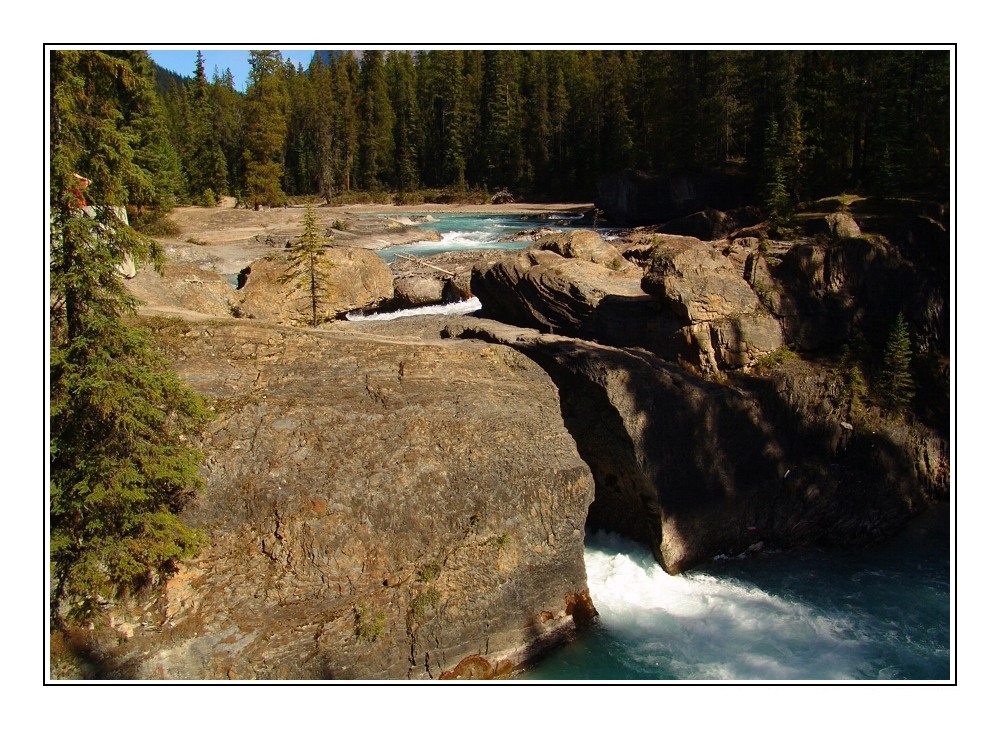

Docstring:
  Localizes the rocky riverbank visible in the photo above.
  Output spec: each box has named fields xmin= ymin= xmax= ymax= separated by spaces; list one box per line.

xmin=55 ymin=196 xmax=950 ymax=680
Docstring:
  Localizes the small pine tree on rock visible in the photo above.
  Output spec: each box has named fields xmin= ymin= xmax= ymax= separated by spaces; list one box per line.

xmin=877 ymin=313 xmax=917 ymax=412
xmin=281 ymin=203 xmax=337 ymax=326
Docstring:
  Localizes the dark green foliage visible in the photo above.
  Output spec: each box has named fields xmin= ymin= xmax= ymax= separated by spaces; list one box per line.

xmin=183 ymin=51 xmax=229 ymax=202
xmin=50 ymin=50 xmax=208 ymax=622
xmin=877 ymin=313 xmax=917 ymax=412
xmin=387 ymin=52 xmax=420 ymax=191
xmin=358 ymin=51 xmax=395 ymax=190
xmin=837 ymin=333 xmax=873 ymax=420
xmin=243 ymin=51 xmax=288 ymax=208
xmin=148 ymin=49 xmax=949 ymax=205
xmin=280 ymin=203 xmax=336 ymax=326
xmin=763 ymin=116 xmax=791 ymax=224
xmin=50 ymin=317 xmax=209 ymax=621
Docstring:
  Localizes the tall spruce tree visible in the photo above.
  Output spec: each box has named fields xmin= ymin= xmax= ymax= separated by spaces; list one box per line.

xmin=184 ymin=51 xmax=229 ymax=204
xmin=50 ymin=50 xmax=208 ymax=622
xmin=307 ymin=53 xmax=337 ymax=201
xmin=387 ymin=51 xmax=420 ymax=191
xmin=358 ymin=50 xmax=395 ymax=190
xmin=332 ymin=53 xmax=359 ymax=192
xmin=482 ymin=50 xmax=524 ymax=190
xmin=243 ymin=50 xmax=288 ymax=208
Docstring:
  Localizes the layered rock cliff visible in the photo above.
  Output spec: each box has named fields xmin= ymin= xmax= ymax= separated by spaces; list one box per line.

xmin=443 ymin=319 xmax=948 ymax=574
xmin=87 ymin=319 xmax=595 ymax=680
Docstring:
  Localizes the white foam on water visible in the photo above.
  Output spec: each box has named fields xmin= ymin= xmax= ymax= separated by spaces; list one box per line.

xmin=346 ymin=297 xmax=482 ymax=322
xmin=584 ymin=531 xmax=872 ymax=680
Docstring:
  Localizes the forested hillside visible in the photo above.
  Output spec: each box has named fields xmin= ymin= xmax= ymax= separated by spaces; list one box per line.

xmin=144 ymin=49 xmax=949 ymax=210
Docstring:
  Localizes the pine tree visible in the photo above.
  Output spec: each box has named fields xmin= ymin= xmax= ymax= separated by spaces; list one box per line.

xmin=358 ymin=50 xmax=396 ymax=190
xmin=763 ymin=115 xmax=791 ymax=225
xmin=184 ymin=51 xmax=229 ymax=205
xmin=210 ymin=68 xmax=244 ymax=200
xmin=482 ymin=50 xmax=524 ymax=190
xmin=308 ymin=53 xmax=337 ymax=201
xmin=281 ymin=203 xmax=337 ymax=326
xmin=50 ymin=50 xmax=208 ymax=622
xmin=332 ymin=53 xmax=359 ymax=193
xmin=387 ymin=51 xmax=420 ymax=192
xmin=876 ymin=313 xmax=917 ymax=412
xmin=243 ymin=51 xmax=288 ymax=208
xmin=442 ymin=50 xmax=471 ymax=189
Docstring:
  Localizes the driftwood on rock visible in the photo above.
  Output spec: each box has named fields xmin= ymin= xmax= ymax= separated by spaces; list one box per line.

xmin=392 ymin=251 xmax=457 ymax=278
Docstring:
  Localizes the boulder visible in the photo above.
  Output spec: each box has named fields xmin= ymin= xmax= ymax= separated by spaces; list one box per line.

xmin=393 ymin=275 xmax=448 ymax=308
xmin=472 ymin=248 xmax=647 ymax=335
xmin=825 ymin=212 xmax=862 ymax=239
xmin=98 ymin=319 xmax=596 ymax=680
xmin=641 ymin=238 xmax=761 ymax=323
xmin=532 ymin=229 xmax=634 ymax=272
xmin=655 ymin=208 xmax=739 ymax=241
xmin=473 ymin=239 xmax=783 ymax=375
xmin=386 ymin=250 xmax=516 ymax=309
xmin=237 ymin=247 xmax=394 ymax=322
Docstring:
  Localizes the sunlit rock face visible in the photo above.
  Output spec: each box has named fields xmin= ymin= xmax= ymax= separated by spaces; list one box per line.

xmin=99 ymin=319 xmax=595 ymax=680
xmin=237 ymin=247 xmax=394 ymax=323
xmin=471 ymin=234 xmax=782 ymax=375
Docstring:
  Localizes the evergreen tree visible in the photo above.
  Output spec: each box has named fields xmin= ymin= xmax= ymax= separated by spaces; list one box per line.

xmin=284 ymin=60 xmax=316 ymax=196
xmin=481 ymin=50 xmax=524 ymax=189
xmin=762 ymin=115 xmax=791 ymax=224
xmin=441 ymin=50 xmax=473 ymax=189
xmin=387 ymin=51 xmax=420 ymax=191
xmin=876 ymin=313 xmax=917 ymax=412
xmin=307 ymin=53 xmax=337 ymax=201
xmin=332 ymin=53 xmax=360 ymax=192
xmin=358 ymin=50 xmax=395 ymax=190
xmin=281 ymin=203 xmax=337 ymax=326
xmin=113 ymin=51 xmax=187 ymax=218
xmin=598 ymin=51 xmax=636 ymax=173
xmin=243 ymin=50 xmax=288 ymax=208
xmin=210 ymin=68 xmax=244 ymax=200
xmin=547 ymin=56 xmax=571 ymax=189
xmin=50 ymin=50 xmax=208 ymax=622
xmin=184 ymin=51 xmax=229 ymax=204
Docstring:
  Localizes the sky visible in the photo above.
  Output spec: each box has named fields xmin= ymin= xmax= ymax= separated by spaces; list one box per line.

xmin=147 ymin=48 xmax=321 ymax=91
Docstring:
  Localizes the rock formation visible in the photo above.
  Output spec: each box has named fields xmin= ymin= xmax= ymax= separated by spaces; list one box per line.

xmin=95 ymin=319 xmax=595 ymax=680
xmin=126 ymin=262 xmax=237 ymax=319
xmin=472 ymin=232 xmax=782 ymax=374
xmin=443 ymin=318 xmax=949 ymax=574
xmin=237 ymin=247 xmax=394 ymax=323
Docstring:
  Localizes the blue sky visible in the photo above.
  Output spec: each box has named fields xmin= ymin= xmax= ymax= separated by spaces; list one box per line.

xmin=147 ymin=49 xmax=320 ymax=91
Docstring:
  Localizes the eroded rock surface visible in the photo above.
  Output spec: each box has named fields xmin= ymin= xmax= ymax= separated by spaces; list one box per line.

xmin=237 ymin=247 xmax=394 ymax=323
xmin=126 ymin=261 xmax=237 ymax=320
xmin=102 ymin=319 xmax=595 ymax=680
xmin=533 ymin=229 xmax=634 ymax=272
xmin=472 ymin=235 xmax=782 ymax=374
xmin=443 ymin=319 xmax=949 ymax=575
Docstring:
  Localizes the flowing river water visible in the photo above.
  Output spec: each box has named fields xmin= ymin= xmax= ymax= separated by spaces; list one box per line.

xmin=352 ymin=213 xmax=953 ymax=682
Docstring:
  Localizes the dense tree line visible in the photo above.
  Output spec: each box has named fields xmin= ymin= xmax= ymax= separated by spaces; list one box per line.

xmin=152 ymin=48 xmax=949 ymax=209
